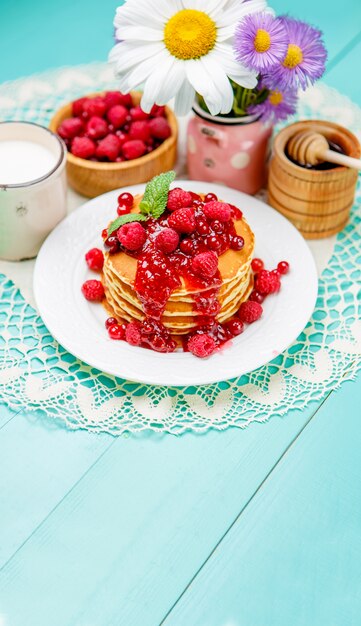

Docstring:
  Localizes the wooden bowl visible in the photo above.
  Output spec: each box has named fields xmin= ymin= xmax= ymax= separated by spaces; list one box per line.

xmin=268 ymin=120 xmax=360 ymax=239
xmin=49 ymin=91 xmax=178 ymax=198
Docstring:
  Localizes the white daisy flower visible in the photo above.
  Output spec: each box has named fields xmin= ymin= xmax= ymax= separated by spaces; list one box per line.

xmin=109 ymin=0 xmax=268 ymax=116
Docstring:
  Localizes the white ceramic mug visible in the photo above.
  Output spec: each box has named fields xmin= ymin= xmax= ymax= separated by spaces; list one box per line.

xmin=0 ymin=121 xmax=67 ymax=261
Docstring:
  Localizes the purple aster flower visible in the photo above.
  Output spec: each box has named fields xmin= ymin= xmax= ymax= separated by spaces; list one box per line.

xmin=234 ymin=12 xmax=288 ymax=72
xmin=265 ymin=17 xmax=327 ymax=90
xmin=249 ymin=85 xmax=298 ymax=123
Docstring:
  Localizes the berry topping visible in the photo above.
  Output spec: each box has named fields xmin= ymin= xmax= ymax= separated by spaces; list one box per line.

xmin=105 ymin=317 xmax=118 ymax=329
xmin=179 ymin=238 xmax=196 ymax=255
xmin=85 ymin=248 xmax=104 ymax=271
xmin=118 ymin=192 xmax=134 ymax=208
xmin=122 ymin=139 xmax=147 ymax=160
xmin=96 ymin=134 xmax=121 ymax=161
xmin=72 ymin=97 xmax=87 ymax=117
xmin=188 ymin=333 xmax=217 ymax=358
xmin=238 ymin=301 xmax=263 ymax=323
xmin=203 ymin=201 xmax=232 ymax=222
xmin=106 ymin=104 xmax=128 ymax=129
xmin=125 ymin=321 xmax=142 ymax=346
xmin=277 ymin=261 xmax=290 ymax=275
xmin=58 ymin=117 xmax=84 ymax=139
xmin=192 ymin=251 xmax=218 ymax=278
xmin=71 ymin=136 xmax=96 ymax=159
xmin=225 ymin=319 xmax=244 ymax=336
xmin=148 ymin=117 xmax=171 ymax=140
xmin=130 ymin=105 xmax=149 ymax=121
xmin=117 ymin=221 xmax=147 ymax=251
xmin=83 ymin=97 xmax=106 ymax=119
xmin=167 ymin=188 xmax=193 ymax=211
xmin=229 ymin=235 xmax=245 ymax=251
xmin=81 ymin=279 xmax=105 ymax=302
xmin=86 ymin=116 xmax=108 ymax=139
xmin=129 ymin=120 xmax=151 ymax=143
xmin=251 ymin=258 xmax=264 ymax=273
xmin=256 ymin=269 xmax=281 ymax=295
xmin=168 ymin=207 xmax=196 ymax=234
xmin=155 ymin=228 xmax=180 ymax=254
xmin=108 ymin=323 xmax=127 ymax=340
xmin=204 ymin=193 xmax=218 ymax=203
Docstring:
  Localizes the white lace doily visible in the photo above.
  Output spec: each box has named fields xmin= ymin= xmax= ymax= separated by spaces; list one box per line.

xmin=0 ymin=62 xmax=360 ymax=435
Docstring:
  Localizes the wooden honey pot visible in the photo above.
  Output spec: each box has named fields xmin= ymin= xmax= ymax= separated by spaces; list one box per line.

xmin=268 ymin=120 xmax=361 ymax=239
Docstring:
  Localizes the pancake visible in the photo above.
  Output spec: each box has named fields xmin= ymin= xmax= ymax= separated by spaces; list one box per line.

xmin=102 ymin=192 xmax=255 ymax=336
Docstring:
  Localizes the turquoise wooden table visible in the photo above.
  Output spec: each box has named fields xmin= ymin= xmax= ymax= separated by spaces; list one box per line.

xmin=1 ymin=2 xmax=361 ymax=625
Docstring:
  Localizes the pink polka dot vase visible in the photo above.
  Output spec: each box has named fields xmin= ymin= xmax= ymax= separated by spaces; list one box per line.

xmin=187 ymin=101 xmax=273 ymax=195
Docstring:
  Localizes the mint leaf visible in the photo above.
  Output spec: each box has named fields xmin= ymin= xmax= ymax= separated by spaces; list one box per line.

xmin=107 ymin=212 xmax=147 ymax=236
xmin=139 ymin=170 xmax=176 ymax=220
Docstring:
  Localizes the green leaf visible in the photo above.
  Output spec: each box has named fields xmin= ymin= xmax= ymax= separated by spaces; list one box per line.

xmin=139 ymin=170 xmax=176 ymax=220
xmin=107 ymin=212 xmax=147 ymax=236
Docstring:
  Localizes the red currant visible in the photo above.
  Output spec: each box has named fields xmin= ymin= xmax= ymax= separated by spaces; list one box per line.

xmin=206 ymin=235 xmax=222 ymax=251
xmin=249 ymin=290 xmax=265 ymax=304
xmin=101 ymin=228 xmax=108 ymax=239
xmin=117 ymin=192 xmax=134 ymax=207
xmin=189 ymin=191 xmax=201 ymax=201
xmin=117 ymin=204 xmax=130 ymax=216
xmin=251 ymin=258 xmax=264 ymax=272
xmin=180 ymin=238 xmax=196 ymax=255
xmin=271 ymin=269 xmax=281 ymax=277
xmin=277 ymin=261 xmax=290 ymax=275
xmin=230 ymin=235 xmax=244 ymax=251
xmin=104 ymin=235 xmax=120 ymax=254
xmin=204 ymin=193 xmax=218 ymax=203
xmin=211 ymin=220 xmax=224 ymax=234
xmin=226 ymin=319 xmax=244 ymax=336
xmin=196 ymin=219 xmax=211 ymax=236
xmin=105 ymin=317 xmax=117 ymax=329
xmin=108 ymin=324 xmax=126 ymax=340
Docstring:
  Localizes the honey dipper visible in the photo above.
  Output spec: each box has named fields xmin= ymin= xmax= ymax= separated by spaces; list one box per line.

xmin=287 ymin=131 xmax=361 ymax=171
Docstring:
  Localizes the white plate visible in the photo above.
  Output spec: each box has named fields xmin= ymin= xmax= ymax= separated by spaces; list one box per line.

xmin=34 ymin=181 xmax=318 ymax=386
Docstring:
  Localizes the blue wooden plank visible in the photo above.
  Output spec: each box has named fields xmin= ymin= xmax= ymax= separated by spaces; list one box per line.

xmin=0 ymin=399 xmax=326 ymax=626
xmin=163 ymin=371 xmax=361 ymax=626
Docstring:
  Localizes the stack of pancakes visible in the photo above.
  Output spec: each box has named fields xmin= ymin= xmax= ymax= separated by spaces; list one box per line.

xmin=102 ymin=197 xmax=255 ymax=335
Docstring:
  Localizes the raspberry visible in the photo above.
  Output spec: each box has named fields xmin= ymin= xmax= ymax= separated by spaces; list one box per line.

xmin=85 ymin=248 xmax=104 ymax=271
xmin=192 ymin=251 xmax=218 ymax=278
xmin=188 ymin=333 xmax=216 ymax=358
xmin=115 ymin=131 xmax=129 ymax=145
xmin=168 ymin=207 xmax=196 ymax=234
xmin=203 ymin=201 xmax=231 ymax=222
xmin=96 ymin=134 xmax=121 ymax=161
xmin=238 ymin=301 xmax=263 ymax=323
xmin=256 ymin=269 xmax=281 ymax=295
xmin=129 ymin=121 xmax=151 ymax=142
xmin=148 ymin=117 xmax=171 ymax=140
xmin=167 ymin=188 xmax=193 ymax=211
xmin=57 ymin=117 xmax=84 ymax=139
xmin=107 ymin=105 xmax=128 ymax=129
xmin=155 ymin=228 xmax=179 ymax=254
xmin=122 ymin=139 xmax=147 ymax=160
xmin=83 ymin=97 xmax=106 ymax=118
xmin=125 ymin=321 xmax=142 ymax=346
xmin=150 ymin=104 xmax=166 ymax=117
xmin=130 ymin=105 xmax=149 ymax=121
xmin=104 ymin=91 xmax=132 ymax=110
xmin=81 ymin=279 xmax=104 ymax=301
xmin=86 ymin=116 xmax=108 ymax=139
xmin=71 ymin=136 xmax=96 ymax=159
xmin=277 ymin=260 xmax=290 ymax=275
xmin=72 ymin=97 xmax=87 ymax=117
xmin=251 ymin=258 xmax=264 ymax=273
xmin=117 ymin=221 xmax=146 ymax=250
xmin=108 ymin=323 xmax=127 ymax=340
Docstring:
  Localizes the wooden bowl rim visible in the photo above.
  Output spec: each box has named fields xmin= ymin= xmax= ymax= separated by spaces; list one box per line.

xmin=273 ymin=119 xmax=361 ymax=179
xmin=48 ymin=90 xmax=178 ymax=172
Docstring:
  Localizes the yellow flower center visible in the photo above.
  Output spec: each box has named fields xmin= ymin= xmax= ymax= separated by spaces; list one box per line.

xmin=164 ymin=9 xmax=217 ymax=60
xmin=254 ymin=29 xmax=271 ymax=53
xmin=269 ymin=90 xmax=284 ymax=106
xmin=283 ymin=44 xmax=303 ymax=69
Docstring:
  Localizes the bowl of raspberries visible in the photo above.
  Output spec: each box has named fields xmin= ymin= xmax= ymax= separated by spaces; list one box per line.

xmin=49 ymin=91 xmax=178 ymax=198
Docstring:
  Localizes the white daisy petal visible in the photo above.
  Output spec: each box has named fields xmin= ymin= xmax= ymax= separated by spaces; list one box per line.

xmin=109 ymin=42 xmax=164 ymax=75
xmin=118 ymin=49 xmax=171 ymax=93
xmin=114 ymin=4 xmax=165 ymax=28
xmin=181 ymin=0 xmax=228 ymax=17
xmin=201 ymin=54 xmax=234 ymax=114
xmin=174 ymin=81 xmax=196 ymax=116
xmin=185 ymin=60 xmax=222 ymax=114
xmin=115 ymin=25 xmax=163 ymax=42
xmin=141 ymin=57 xmax=186 ymax=111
